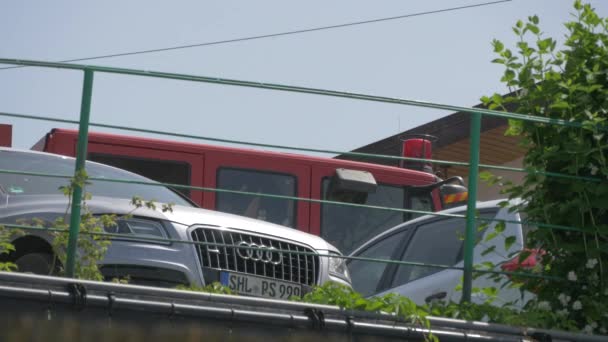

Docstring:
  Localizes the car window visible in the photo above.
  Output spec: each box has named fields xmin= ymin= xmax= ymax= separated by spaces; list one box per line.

xmin=216 ymin=168 xmax=297 ymax=228
xmin=348 ymin=229 xmax=409 ymax=297
xmin=390 ymin=211 xmax=497 ymax=287
xmin=0 ymin=150 xmax=193 ymax=206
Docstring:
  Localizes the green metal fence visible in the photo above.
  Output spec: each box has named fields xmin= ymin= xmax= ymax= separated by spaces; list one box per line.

xmin=0 ymin=57 xmax=601 ymax=303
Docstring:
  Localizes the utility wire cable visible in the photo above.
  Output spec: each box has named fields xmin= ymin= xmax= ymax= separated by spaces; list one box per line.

xmin=0 ymin=0 xmax=510 ymax=70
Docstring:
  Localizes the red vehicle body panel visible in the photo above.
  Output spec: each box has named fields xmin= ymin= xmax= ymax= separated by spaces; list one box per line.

xmin=0 ymin=124 xmax=13 ymax=147
xmin=36 ymin=129 xmax=443 ymax=238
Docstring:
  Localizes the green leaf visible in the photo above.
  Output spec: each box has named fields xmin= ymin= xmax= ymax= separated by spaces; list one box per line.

xmin=484 ymin=231 xmax=500 ymax=242
xmin=482 ymin=287 xmax=498 ymax=298
xmin=504 ymin=236 xmax=517 ymax=251
xmin=493 ymin=39 xmax=504 ymax=53
xmin=537 ymin=38 xmax=551 ymax=51
xmin=494 ymin=222 xmax=506 ymax=234
xmin=354 ymin=298 xmax=368 ymax=309
xmin=526 ymin=23 xmax=540 ymax=35
xmin=530 ymin=15 xmax=539 ymax=25
xmin=480 ymin=261 xmax=495 ymax=269
xmin=503 ymin=69 xmax=516 ymax=82
xmin=481 ymin=245 xmax=497 ymax=256
xmin=550 ymin=101 xmax=570 ymax=110
xmin=485 ymin=222 xmax=506 ymax=242
xmin=479 ymin=171 xmax=494 ymax=181
xmin=491 ymin=93 xmax=503 ymax=105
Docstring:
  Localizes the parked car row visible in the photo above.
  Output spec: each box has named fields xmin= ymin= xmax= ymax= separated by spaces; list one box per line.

xmin=0 ymin=148 xmax=350 ymax=300
xmin=0 ymin=148 xmax=533 ymax=307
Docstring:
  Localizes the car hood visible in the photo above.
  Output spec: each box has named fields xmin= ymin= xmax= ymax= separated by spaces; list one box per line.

xmin=164 ymin=205 xmax=337 ymax=251
xmin=1 ymin=194 xmax=337 ymax=253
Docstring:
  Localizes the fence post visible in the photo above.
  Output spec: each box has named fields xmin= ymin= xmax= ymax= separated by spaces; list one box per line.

xmin=65 ymin=69 xmax=94 ymax=278
xmin=461 ymin=112 xmax=481 ymax=303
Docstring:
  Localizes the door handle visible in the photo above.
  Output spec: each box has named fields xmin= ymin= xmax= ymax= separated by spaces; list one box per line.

xmin=425 ymin=291 xmax=447 ymax=303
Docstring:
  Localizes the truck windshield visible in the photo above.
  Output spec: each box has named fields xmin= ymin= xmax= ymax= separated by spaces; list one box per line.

xmin=321 ymin=179 xmax=433 ymax=254
xmin=0 ymin=150 xmax=193 ymax=207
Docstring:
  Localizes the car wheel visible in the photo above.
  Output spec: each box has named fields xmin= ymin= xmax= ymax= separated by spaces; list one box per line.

xmin=15 ymin=253 xmax=56 ymax=275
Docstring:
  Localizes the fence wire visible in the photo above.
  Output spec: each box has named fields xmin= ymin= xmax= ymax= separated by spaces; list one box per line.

xmin=0 ymin=222 xmax=564 ymax=283
xmin=0 ymin=111 xmax=604 ymax=184
xmin=0 ymin=57 xmax=602 ymax=303
xmin=0 ymin=167 xmax=591 ymax=234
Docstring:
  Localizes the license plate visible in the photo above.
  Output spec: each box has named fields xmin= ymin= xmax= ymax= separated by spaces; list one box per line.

xmin=220 ymin=272 xmax=303 ymax=299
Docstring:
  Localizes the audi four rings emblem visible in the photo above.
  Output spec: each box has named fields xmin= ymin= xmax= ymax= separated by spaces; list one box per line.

xmin=236 ymin=241 xmax=283 ymax=265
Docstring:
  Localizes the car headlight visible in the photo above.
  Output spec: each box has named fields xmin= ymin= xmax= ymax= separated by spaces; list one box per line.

xmin=328 ymin=252 xmax=351 ymax=283
xmin=104 ymin=218 xmax=168 ymax=241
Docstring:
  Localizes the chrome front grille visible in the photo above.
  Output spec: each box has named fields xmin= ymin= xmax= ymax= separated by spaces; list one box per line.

xmin=190 ymin=227 xmax=319 ymax=286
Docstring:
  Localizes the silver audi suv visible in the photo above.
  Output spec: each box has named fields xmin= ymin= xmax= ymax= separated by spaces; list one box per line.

xmin=0 ymin=148 xmax=351 ymax=299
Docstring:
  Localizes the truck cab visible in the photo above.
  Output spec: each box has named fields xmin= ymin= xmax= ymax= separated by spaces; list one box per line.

xmin=30 ymin=128 xmax=467 ymax=254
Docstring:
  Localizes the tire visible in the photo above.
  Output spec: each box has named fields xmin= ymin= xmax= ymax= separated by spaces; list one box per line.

xmin=15 ymin=253 xmax=55 ymax=275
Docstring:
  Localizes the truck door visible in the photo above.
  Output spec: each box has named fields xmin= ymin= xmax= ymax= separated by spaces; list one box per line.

xmin=204 ymin=152 xmax=311 ymax=232
xmin=311 ymin=166 xmax=432 ymax=254
xmin=86 ymin=142 xmax=205 ymax=206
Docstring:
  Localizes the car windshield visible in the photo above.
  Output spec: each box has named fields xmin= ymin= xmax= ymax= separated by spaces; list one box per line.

xmin=0 ymin=150 xmax=193 ymax=206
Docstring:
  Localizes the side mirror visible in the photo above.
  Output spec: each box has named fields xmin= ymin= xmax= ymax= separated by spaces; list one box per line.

xmin=439 ymin=177 xmax=468 ymax=208
xmin=327 ymin=168 xmax=377 ymax=204
xmin=410 ymin=176 xmax=469 ymax=209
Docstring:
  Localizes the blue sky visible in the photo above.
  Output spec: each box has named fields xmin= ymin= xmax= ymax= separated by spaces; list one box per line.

xmin=1 ymin=0 xmax=607 ymax=155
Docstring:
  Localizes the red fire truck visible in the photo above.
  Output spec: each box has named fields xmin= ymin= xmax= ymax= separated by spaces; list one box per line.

xmin=26 ymin=128 xmax=467 ymax=253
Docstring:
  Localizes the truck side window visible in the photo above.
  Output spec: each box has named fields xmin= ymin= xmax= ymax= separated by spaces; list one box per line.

xmin=89 ymin=153 xmax=192 ymax=198
xmin=216 ymin=168 xmax=297 ymax=228
xmin=407 ymin=191 xmax=434 ymax=220
xmin=321 ymin=179 xmax=406 ymax=254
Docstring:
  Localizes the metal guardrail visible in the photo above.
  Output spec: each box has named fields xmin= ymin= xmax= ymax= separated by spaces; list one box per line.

xmin=1 ymin=271 xmax=605 ymax=342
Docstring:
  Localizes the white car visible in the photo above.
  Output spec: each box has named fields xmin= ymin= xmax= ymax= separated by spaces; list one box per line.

xmin=0 ymin=148 xmax=351 ymax=299
xmin=347 ymin=199 xmax=536 ymax=307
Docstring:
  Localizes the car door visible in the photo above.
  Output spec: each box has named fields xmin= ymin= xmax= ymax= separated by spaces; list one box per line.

xmin=470 ymin=207 xmax=530 ymax=307
xmin=376 ymin=210 xmax=500 ymax=305
xmin=376 ymin=216 xmax=467 ymax=304
xmin=347 ymin=228 xmax=411 ymax=297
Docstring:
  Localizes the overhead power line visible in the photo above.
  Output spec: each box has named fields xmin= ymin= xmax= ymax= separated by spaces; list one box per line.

xmin=1 ymin=0 xmax=510 ymax=70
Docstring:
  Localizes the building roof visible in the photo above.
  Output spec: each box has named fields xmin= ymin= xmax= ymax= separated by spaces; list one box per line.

xmin=337 ymin=103 xmax=526 ymax=179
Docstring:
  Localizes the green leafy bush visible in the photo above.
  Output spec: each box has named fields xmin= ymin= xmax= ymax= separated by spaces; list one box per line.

xmin=481 ymin=0 xmax=608 ymax=334
xmin=0 ymin=225 xmax=19 ymax=272
xmin=175 ymin=282 xmax=235 ymax=295
xmin=291 ymin=282 xmax=438 ymax=342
